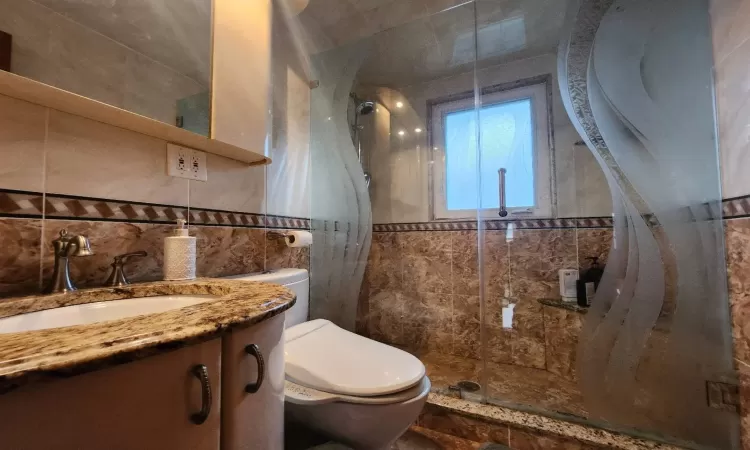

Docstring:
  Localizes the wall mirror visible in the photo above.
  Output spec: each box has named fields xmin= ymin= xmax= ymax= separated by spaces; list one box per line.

xmin=0 ymin=0 xmax=271 ymax=164
xmin=0 ymin=0 xmax=212 ymax=136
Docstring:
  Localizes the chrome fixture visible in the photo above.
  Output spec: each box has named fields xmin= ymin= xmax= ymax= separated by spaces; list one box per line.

xmin=350 ymin=93 xmax=374 ymax=187
xmin=44 ymin=229 xmax=94 ymax=294
xmin=105 ymin=251 xmax=148 ymax=287
xmin=498 ymin=168 xmax=508 ymax=217
xmin=356 ymin=101 xmax=375 ymax=115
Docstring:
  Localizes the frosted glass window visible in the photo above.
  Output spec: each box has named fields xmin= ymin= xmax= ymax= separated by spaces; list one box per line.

xmin=431 ymin=80 xmax=551 ymax=219
xmin=445 ymin=99 xmax=535 ymax=210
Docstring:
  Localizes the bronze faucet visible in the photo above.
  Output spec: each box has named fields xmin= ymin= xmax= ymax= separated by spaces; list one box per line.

xmin=44 ymin=229 xmax=94 ymax=294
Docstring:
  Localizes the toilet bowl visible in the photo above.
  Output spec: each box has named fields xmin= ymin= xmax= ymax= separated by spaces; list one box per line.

xmin=224 ymin=269 xmax=430 ymax=449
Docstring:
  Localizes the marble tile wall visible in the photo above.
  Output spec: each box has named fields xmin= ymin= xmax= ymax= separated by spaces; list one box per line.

xmin=0 ymin=217 xmax=310 ymax=298
xmin=724 ymin=217 xmax=750 ymax=449
xmin=711 ymin=0 xmax=750 ymax=447
xmin=358 ymin=227 xmax=612 ymax=379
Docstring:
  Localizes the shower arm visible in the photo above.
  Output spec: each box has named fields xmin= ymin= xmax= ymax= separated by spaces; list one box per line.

xmin=498 ymin=168 xmax=508 ymax=217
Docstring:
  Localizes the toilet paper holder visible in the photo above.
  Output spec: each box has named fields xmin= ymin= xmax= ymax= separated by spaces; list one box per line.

xmin=267 ymin=230 xmax=312 ymax=248
xmin=267 ymin=230 xmax=291 ymax=239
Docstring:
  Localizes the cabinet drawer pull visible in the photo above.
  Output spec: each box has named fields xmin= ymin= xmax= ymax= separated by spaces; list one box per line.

xmin=190 ymin=364 xmax=212 ymax=425
xmin=244 ymin=344 xmax=265 ymax=394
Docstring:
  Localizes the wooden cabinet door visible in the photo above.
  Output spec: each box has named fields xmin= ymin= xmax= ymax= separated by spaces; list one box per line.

xmin=221 ymin=314 xmax=285 ymax=450
xmin=0 ymin=339 xmax=222 ymax=450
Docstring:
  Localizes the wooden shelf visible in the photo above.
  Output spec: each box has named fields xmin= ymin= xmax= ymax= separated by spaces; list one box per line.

xmin=0 ymin=70 xmax=270 ymax=166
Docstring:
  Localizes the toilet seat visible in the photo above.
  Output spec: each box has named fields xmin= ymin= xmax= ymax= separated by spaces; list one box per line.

xmin=285 ymin=319 xmax=426 ymax=396
xmin=285 ymin=377 xmax=431 ymax=406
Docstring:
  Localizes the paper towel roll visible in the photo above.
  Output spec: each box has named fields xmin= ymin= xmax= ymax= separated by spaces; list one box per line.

xmin=285 ymin=230 xmax=313 ymax=248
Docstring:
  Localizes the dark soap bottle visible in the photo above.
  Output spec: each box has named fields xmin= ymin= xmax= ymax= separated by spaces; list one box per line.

xmin=577 ymin=257 xmax=604 ymax=307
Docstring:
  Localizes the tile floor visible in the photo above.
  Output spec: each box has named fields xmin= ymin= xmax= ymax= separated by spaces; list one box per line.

xmin=420 ymin=351 xmax=587 ymax=418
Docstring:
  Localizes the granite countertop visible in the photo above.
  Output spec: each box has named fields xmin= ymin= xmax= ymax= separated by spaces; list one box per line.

xmin=538 ymin=298 xmax=589 ymax=314
xmin=0 ymin=279 xmax=295 ymax=395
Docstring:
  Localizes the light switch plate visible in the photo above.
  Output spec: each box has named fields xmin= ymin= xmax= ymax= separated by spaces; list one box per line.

xmin=167 ymin=143 xmax=208 ymax=182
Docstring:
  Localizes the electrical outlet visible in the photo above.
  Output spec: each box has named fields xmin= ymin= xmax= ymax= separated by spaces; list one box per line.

xmin=167 ymin=143 xmax=208 ymax=182
xmin=188 ymin=149 xmax=208 ymax=181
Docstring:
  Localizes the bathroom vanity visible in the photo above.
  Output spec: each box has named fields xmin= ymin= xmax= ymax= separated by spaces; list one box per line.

xmin=0 ymin=280 xmax=294 ymax=450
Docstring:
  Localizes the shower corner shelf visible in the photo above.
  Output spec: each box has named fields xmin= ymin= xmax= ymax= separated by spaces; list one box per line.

xmin=537 ymin=298 xmax=588 ymax=314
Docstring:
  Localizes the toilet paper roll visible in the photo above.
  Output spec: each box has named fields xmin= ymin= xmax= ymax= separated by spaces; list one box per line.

xmin=285 ymin=230 xmax=313 ymax=248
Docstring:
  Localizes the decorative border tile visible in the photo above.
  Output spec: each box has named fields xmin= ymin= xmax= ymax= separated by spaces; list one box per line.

xmin=372 ymin=196 xmax=748 ymax=232
xmin=723 ymin=195 xmax=750 ymax=219
xmin=0 ymin=189 xmax=310 ymax=229
xmin=3 ymin=188 xmax=746 ymax=229
xmin=373 ymin=217 xmax=614 ymax=232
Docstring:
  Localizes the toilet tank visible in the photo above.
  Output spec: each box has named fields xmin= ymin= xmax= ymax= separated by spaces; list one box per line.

xmin=223 ymin=269 xmax=309 ymax=328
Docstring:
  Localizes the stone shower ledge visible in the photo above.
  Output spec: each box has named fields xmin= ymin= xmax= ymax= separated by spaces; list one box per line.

xmin=538 ymin=298 xmax=589 ymax=314
xmin=0 ymin=279 xmax=295 ymax=394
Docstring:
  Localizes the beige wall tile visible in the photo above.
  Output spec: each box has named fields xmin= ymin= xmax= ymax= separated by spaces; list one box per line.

xmin=712 ymin=0 xmax=750 ymax=199
xmin=267 ymin=63 xmax=311 ymax=217
xmin=3 ymin=0 xmax=207 ymax=128
xmin=33 ymin=0 xmax=212 ymax=86
xmin=188 ymin=153 xmax=265 ymax=213
xmin=0 ymin=94 xmax=47 ymax=192
xmin=710 ymin=0 xmax=750 ymax=65
xmin=45 ymin=110 xmax=189 ymax=205
xmin=123 ymin=52 xmax=205 ymax=125
xmin=47 ymin=10 xmax=128 ymax=108
xmin=715 ymin=34 xmax=750 ymax=198
xmin=0 ymin=0 xmax=56 ymax=84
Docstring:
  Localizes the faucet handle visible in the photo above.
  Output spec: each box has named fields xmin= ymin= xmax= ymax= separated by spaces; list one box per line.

xmin=105 ymin=251 xmax=147 ymax=287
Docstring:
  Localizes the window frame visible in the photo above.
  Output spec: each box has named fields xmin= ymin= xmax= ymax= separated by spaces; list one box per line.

xmin=428 ymin=75 xmax=555 ymax=220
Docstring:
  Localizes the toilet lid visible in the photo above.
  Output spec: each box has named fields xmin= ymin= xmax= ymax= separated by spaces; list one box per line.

xmin=285 ymin=319 xmax=425 ymax=396
xmin=284 ymin=376 xmax=431 ymax=405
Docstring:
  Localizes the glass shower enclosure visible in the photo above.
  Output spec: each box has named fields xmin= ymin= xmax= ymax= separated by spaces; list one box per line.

xmin=274 ymin=0 xmax=739 ymax=447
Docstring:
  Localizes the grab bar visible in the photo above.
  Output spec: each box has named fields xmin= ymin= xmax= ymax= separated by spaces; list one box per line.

xmin=498 ymin=168 xmax=508 ymax=217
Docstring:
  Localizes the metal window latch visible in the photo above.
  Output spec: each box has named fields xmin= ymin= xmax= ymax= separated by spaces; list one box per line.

xmin=498 ymin=168 xmax=507 ymax=217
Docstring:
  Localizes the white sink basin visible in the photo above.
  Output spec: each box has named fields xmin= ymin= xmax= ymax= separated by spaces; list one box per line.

xmin=0 ymin=295 xmax=217 ymax=334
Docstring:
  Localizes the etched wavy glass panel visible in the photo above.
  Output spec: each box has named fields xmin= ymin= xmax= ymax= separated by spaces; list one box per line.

xmin=276 ymin=0 xmax=372 ymax=331
xmin=558 ymin=0 xmax=737 ymax=447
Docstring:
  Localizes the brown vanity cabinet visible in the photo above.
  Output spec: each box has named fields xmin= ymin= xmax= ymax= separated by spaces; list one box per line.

xmin=0 ymin=314 xmax=286 ymax=450
xmin=0 ymin=339 xmax=222 ymax=450
xmin=221 ymin=313 xmax=285 ymax=450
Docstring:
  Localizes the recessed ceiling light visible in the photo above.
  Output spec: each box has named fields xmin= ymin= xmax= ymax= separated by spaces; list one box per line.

xmin=415 ymin=128 xmax=422 ymax=133
xmin=398 ymin=130 xmax=406 ymax=136
xmin=396 ymin=102 xmax=404 ymax=108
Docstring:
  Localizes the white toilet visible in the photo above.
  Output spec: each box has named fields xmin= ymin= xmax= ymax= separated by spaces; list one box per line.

xmin=225 ymin=269 xmax=430 ymax=449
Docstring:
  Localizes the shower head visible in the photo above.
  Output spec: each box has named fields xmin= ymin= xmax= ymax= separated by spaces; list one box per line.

xmin=357 ymin=101 xmax=375 ymax=116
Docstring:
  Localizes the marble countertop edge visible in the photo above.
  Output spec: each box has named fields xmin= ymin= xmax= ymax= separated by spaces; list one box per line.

xmin=0 ymin=279 xmax=296 ymax=395
xmin=427 ymin=393 xmax=683 ymax=450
